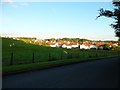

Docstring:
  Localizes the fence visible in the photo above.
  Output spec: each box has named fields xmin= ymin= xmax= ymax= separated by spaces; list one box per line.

xmin=7 ymin=52 xmax=81 ymax=66
xmin=3 ymin=50 xmax=120 ymax=66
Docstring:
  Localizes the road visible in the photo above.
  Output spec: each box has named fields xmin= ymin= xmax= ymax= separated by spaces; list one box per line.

xmin=2 ymin=57 xmax=120 ymax=88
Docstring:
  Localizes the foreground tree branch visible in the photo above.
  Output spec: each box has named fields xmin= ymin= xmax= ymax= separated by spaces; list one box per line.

xmin=97 ymin=0 xmax=120 ymax=41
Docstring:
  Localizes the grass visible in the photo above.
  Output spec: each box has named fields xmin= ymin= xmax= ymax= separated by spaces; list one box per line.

xmin=2 ymin=37 xmax=120 ymax=76
xmin=3 ymin=55 xmax=119 ymax=76
xmin=2 ymin=37 xmax=64 ymax=65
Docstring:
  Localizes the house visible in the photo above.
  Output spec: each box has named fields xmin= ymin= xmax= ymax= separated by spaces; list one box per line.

xmin=67 ymin=41 xmax=70 ymax=44
xmin=62 ymin=44 xmax=67 ymax=48
xmin=89 ymin=45 xmax=98 ymax=49
xmin=66 ymin=45 xmax=72 ymax=49
xmin=71 ymin=43 xmax=79 ymax=48
xmin=98 ymin=45 xmax=104 ymax=50
xmin=56 ymin=42 xmax=63 ymax=48
xmin=61 ymin=43 xmax=72 ymax=49
xmin=80 ymin=44 xmax=90 ymax=49
xmin=50 ymin=42 xmax=58 ymax=47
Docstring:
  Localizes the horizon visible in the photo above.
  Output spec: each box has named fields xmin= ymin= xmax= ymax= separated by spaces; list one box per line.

xmin=1 ymin=1 xmax=119 ymax=41
xmin=1 ymin=34 xmax=118 ymax=41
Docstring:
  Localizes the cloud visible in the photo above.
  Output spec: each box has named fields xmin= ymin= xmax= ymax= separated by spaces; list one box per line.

xmin=2 ymin=0 xmax=13 ymax=3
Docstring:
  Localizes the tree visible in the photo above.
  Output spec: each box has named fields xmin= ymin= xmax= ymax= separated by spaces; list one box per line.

xmin=103 ymin=44 xmax=111 ymax=50
xmin=51 ymin=38 xmax=56 ymax=41
xmin=96 ymin=0 xmax=120 ymax=41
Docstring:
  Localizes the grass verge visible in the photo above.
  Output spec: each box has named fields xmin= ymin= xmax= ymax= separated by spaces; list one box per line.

xmin=3 ymin=54 xmax=120 ymax=77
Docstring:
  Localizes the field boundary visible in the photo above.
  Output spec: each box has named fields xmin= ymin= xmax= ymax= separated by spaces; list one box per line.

xmin=3 ymin=55 xmax=120 ymax=77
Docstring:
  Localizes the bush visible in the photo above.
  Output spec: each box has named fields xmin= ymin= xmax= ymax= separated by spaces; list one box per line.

xmin=111 ymin=46 xmax=120 ymax=51
xmin=103 ymin=44 xmax=111 ymax=50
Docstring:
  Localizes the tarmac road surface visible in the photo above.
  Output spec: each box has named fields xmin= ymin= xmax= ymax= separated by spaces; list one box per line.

xmin=2 ymin=57 xmax=120 ymax=88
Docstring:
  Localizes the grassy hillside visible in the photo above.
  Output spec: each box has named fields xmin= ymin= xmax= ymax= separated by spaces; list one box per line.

xmin=2 ymin=37 xmax=64 ymax=66
xmin=2 ymin=37 xmax=120 ymax=75
xmin=2 ymin=37 xmax=120 ymax=66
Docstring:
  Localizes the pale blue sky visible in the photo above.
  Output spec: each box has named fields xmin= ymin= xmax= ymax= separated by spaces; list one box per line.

xmin=1 ymin=2 xmax=118 ymax=40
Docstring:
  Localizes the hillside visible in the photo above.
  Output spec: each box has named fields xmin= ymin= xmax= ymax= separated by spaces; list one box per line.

xmin=2 ymin=37 xmax=120 ymax=66
xmin=2 ymin=37 xmax=64 ymax=66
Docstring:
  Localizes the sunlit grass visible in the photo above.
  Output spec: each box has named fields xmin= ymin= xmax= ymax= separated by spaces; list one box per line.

xmin=2 ymin=37 xmax=120 ymax=75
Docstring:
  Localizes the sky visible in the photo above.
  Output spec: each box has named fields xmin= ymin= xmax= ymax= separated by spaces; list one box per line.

xmin=1 ymin=0 xmax=119 ymax=41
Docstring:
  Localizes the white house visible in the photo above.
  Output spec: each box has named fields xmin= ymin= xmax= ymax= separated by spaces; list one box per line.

xmin=62 ymin=43 xmax=72 ymax=49
xmin=62 ymin=44 xmax=67 ymax=48
xmin=66 ymin=45 xmax=72 ymax=49
xmin=72 ymin=43 xmax=79 ymax=48
xmin=80 ymin=44 xmax=90 ymax=49
xmin=50 ymin=43 xmax=58 ymax=47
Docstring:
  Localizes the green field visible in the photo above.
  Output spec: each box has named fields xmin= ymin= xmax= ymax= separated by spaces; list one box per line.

xmin=2 ymin=37 xmax=120 ymax=75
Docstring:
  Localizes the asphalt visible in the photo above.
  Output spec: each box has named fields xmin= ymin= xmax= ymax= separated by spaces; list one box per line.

xmin=2 ymin=57 xmax=120 ymax=88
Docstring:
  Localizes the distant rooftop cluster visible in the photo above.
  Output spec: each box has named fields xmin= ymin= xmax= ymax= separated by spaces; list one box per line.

xmin=2 ymin=36 xmax=120 ymax=50
xmin=49 ymin=40 xmax=119 ymax=50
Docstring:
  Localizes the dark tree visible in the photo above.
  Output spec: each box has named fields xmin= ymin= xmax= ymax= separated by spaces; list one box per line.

xmin=96 ymin=0 xmax=120 ymax=41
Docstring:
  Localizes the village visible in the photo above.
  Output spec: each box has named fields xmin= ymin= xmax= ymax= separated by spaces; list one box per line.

xmin=7 ymin=37 xmax=119 ymax=50
xmin=49 ymin=40 xmax=119 ymax=50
